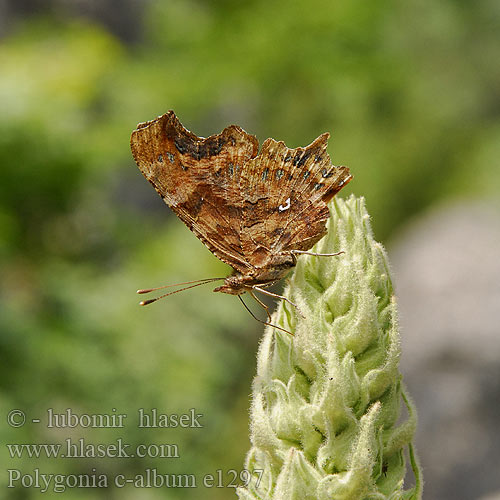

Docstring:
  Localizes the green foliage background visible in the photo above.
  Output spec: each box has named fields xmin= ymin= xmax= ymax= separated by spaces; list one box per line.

xmin=0 ymin=1 xmax=498 ymax=498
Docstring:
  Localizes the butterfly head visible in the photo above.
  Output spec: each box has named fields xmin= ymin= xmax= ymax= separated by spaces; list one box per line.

xmin=213 ymin=275 xmax=247 ymax=295
xmin=213 ymin=252 xmax=296 ymax=295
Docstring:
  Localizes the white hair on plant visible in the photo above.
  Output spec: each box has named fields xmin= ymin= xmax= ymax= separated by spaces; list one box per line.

xmin=237 ymin=196 xmax=422 ymax=500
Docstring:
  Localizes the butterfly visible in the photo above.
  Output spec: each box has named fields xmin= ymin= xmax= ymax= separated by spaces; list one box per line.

xmin=130 ymin=111 xmax=352 ymax=332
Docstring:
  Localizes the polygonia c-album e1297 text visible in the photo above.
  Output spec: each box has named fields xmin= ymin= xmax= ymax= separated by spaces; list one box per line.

xmin=130 ymin=111 xmax=352 ymax=331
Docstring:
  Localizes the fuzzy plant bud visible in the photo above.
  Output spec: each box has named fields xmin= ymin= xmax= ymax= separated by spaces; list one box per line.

xmin=237 ymin=195 xmax=422 ymax=500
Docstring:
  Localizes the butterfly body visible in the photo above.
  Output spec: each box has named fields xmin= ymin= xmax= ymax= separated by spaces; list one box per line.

xmin=213 ymin=252 xmax=295 ymax=295
xmin=131 ymin=111 xmax=352 ymax=297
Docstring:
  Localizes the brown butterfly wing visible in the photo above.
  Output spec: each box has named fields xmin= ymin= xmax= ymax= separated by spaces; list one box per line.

xmin=238 ymin=133 xmax=352 ymax=268
xmin=130 ymin=111 xmax=259 ymax=273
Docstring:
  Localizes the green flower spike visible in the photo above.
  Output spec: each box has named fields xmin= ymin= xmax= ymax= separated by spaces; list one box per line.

xmin=237 ymin=196 xmax=422 ymax=500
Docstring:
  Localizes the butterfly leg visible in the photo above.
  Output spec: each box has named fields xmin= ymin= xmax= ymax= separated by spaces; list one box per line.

xmin=249 ymin=289 xmax=272 ymax=323
xmin=291 ymin=249 xmax=344 ymax=258
xmin=252 ymin=286 xmax=306 ymax=319
xmin=238 ymin=296 xmax=294 ymax=336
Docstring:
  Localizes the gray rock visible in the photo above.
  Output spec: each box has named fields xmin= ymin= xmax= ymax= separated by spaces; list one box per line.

xmin=389 ymin=200 xmax=500 ymax=500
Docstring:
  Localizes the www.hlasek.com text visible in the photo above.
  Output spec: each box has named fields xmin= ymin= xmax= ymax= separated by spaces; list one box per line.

xmin=7 ymin=438 xmax=180 ymax=459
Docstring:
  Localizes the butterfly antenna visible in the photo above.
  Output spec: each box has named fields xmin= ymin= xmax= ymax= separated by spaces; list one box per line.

xmin=138 ymin=278 xmax=225 ymax=306
xmin=137 ymin=277 xmax=225 ymax=295
xmin=238 ymin=295 xmax=294 ymax=336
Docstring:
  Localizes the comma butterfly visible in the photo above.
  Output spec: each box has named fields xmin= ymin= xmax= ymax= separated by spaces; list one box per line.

xmin=131 ymin=111 xmax=352 ymax=332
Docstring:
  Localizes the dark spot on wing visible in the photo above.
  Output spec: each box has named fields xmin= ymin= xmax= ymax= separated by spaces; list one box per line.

xmin=174 ymin=134 xmax=225 ymax=160
xmin=158 ymin=154 xmax=163 ymax=163
xmin=284 ymin=154 xmax=293 ymax=162
xmin=228 ymin=163 xmax=234 ymax=176
xmin=292 ymin=152 xmax=303 ymax=166
xmin=296 ymin=150 xmax=311 ymax=167
xmin=262 ymin=168 xmax=269 ymax=181
xmin=200 ymin=136 xmax=225 ymax=159
xmin=303 ymin=171 xmax=310 ymax=180
xmin=315 ymin=183 xmax=323 ymax=190
xmin=180 ymin=162 xmax=187 ymax=171
xmin=174 ymin=136 xmax=189 ymax=155
xmin=275 ymin=169 xmax=284 ymax=180
xmin=166 ymin=152 xmax=175 ymax=163
xmin=322 ymin=168 xmax=333 ymax=178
